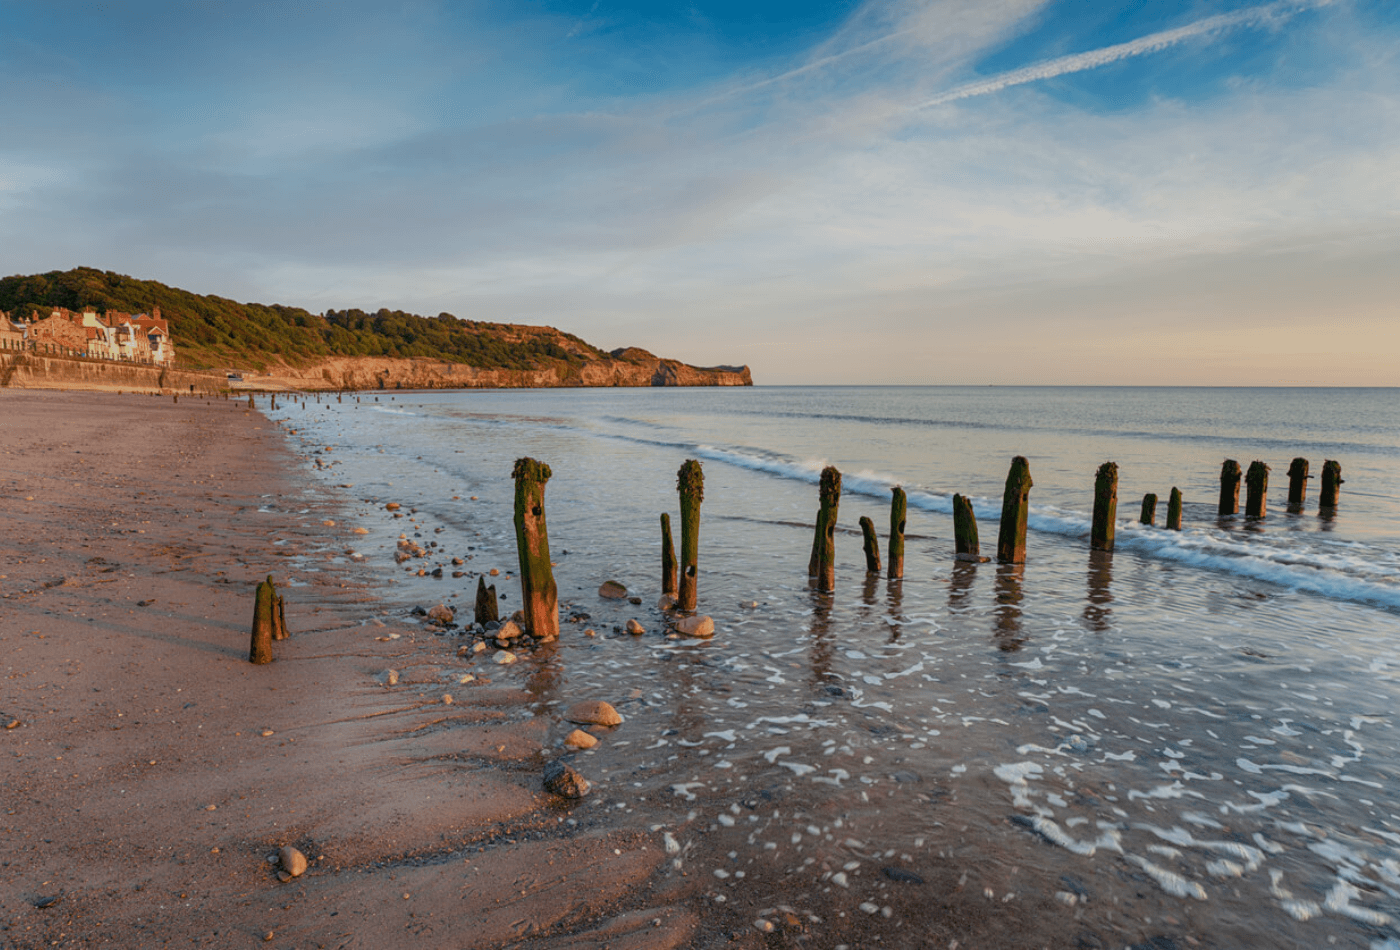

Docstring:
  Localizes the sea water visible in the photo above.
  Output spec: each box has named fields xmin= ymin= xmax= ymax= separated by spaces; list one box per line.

xmin=272 ymin=386 xmax=1400 ymax=948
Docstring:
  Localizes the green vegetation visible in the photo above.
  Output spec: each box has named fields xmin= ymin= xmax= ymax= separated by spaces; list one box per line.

xmin=0 ymin=266 xmax=607 ymax=371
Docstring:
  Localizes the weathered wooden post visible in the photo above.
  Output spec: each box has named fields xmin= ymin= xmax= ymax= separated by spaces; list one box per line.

xmin=1140 ymin=493 xmax=1157 ymax=527
xmin=1320 ymin=460 xmax=1343 ymax=509
xmin=249 ymin=576 xmax=277 ymax=664
xmin=887 ymin=486 xmax=906 ymax=580
xmin=272 ymin=582 xmax=288 ymax=641
xmin=677 ymin=460 xmax=703 ymax=611
xmin=247 ymin=394 xmax=254 ymax=408
xmin=996 ymin=457 xmax=1032 ymax=564
xmin=475 ymin=575 xmax=498 ymax=625
xmin=1167 ymin=487 xmax=1183 ymax=530
xmin=808 ymin=466 xmax=841 ymax=591
xmin=953 ymin=493 xmax=981 ymax=560
xmin=660 ymin=512 xmax=678 ymax=598
xmin=859 ymin=516 xmax=881 ymax=573
xmin=1091 ymin=462 xmax=1118 ymax=551
xmin=1219 ymin=460 xmax=1242 ymax=516
xmin=512 ymin=457 xmax=559 ymax=640
xmin=1287 ymin=458 xmax=1310 ymax=508
xmin=1245 ymin=460 xmax=1270 ymax=519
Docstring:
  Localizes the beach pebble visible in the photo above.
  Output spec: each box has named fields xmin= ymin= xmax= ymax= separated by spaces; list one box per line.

xmin=543 ymin=760 xmax=591 ymax=799
xmin=426 ymin=604 xmax=454 ymax=624
xmin=657 ymin=594 xmax=677 ymax=611
xmin=739 ymin=600 xmax=758 ymax=609
xmin=322 ymin=520 xmax=335 ymax=527
xmin=754 ymin=920 xmax=775 ymax=934
xmin=859 ymin=902 xmax=879 ymax=915
xmin=625 ymin=619 xmax=645 ymax=635
xmin=452 ymin=557 xmax=464 ymax=565
xmin=278 ymin=846 xmax=307 ymax=879
xmin=495 ymin=651 xmax=517 ymax=665
xmin=566 ymin=700 xmax=623 ymax=727
xmin=564 ymin=728 xmax=598 ymax=750
xmin=675 ymin=615 xmax=715 ymax=639
xmin=442 ymin=694 xmax=453 ymax=704
xmin=496 ymin=619 xmax=523 ymax=640
xmin=353 ymin=527 xmax=368 ymax=535
xmin=385 ymin=502 xmax=400 ymax=511
xmin=384 ymin=669 xmax=399 ymax=686
xmin=489 ymin=568 xmax=500 ymax=576
xmin=458 ymin=673 xmax=475 ymax=684
xmin=599 ymin=580 xmax=628 ymax=599
xmin=456 ymin=645 xmax=472 ymax=657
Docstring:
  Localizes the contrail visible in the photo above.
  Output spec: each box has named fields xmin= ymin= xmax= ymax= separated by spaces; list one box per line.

xmin=915 ymin=0 xmax=1338 ymax=110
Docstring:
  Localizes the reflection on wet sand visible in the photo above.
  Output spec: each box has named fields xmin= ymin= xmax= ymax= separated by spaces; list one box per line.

xmin=948 ymin=559 xmax=978 ymax=612
xmin=993 ymin=562 xmax=1025 ymax=651
xmin=808 ymin=582 xmax=835 ymax=691
xmin=1084 ymin=550 xmax=1113 ymax=632
xmin=885 ymin=578 xmax=905 ymax=643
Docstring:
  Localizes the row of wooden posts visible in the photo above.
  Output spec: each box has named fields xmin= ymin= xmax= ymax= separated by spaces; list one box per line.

xmin=247 ymin=424 xmax=1346 ymax=659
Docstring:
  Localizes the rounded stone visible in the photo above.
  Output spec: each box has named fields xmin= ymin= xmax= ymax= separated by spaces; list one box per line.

xmin=563 ymin=728 xmax=598 ymax=750
xmin=625 ymin=619 xmax=645 ymax=635
xmin=278 ymin=846 xmax=307 ymax=878
xmin=565 ymin=700 xmax=622 ymax=727
xmin=675 ymin=615 xmax=715 ymax=639
xmin=543 ymin=760 xmax=591 ymax=799
xmin=598 ymin=580 xmax=628 ymax=599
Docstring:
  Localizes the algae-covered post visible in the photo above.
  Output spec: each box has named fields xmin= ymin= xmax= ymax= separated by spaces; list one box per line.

xmin=1287 ymin=458 xmax=1310 ymax=508
xmin=677 ymin=460 xmax=703 ymax=611
xmin=247 ymin=394 xmax=254 ymax=409
xmin=808 ymin=466 xmax=842 ymax=591
xmin=248 ymin=576 xmax=277 ymax=664
xmin=1167 ymin=487 xmax=1183 ymax=530
xmin=1140 ymin=493 xmax=1158 ymax=527
xmin=1320 ymin=460 xmax=1343 ymax=509
xmin=953 ymin=493 xmax=981 ymax=560
xmin=1219 ymin=459 xmax=1242 ymax=516
xmin=859 ymin=516 xmax=881 ymax=574
xmin=1245 ymin=460 xmax=1270 ymax=519
xmin=887 ymin=486 xmax=906 ymax=580
xmin=1091 ymin=462 xmax=1118 ymax=552
xmin=512 ymin=457 xmax=559 ymax=641
xmin=660 ymin=513 xmax=678 ymax=598
xmin=475 ymin=576 xmax=499 ymax=626
xmin=996 ymin=457 xmax=1033 ymax=564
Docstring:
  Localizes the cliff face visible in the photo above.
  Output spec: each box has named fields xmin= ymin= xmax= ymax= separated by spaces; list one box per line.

xmin=267 ymin=352 xmax=753 ymax=391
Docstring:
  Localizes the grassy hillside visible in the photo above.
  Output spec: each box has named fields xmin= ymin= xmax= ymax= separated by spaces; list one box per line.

xmin=0 ymin=267 xmax=608 ymax=371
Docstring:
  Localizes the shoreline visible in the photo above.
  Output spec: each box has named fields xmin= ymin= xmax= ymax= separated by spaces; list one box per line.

xmin=0 ymin=390 xmax=698 ymax=949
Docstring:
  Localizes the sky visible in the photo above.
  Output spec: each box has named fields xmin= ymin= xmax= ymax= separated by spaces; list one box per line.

xmin=1 ymin=0 xmax=1397 ymax=385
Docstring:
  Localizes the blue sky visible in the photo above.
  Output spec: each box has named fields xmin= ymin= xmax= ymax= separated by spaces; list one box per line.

xmin=2 ymin=0 xmax=1397 ymax=384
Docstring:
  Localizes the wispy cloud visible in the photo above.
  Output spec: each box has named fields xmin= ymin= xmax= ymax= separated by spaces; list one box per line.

xmin=916 ymin=0 xmax=1341 ymax=109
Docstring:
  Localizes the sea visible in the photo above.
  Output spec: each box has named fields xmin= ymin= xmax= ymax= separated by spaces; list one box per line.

xmin=268 ymin=385 xmax=1400 ymax=949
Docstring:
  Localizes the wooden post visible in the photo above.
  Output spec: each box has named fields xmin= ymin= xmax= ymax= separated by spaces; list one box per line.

xmin=1320 ymin=460 xmax=1343 ymax=509
xmin=1140 ymin=493 xmax=1157 ymax=527
xmin=249 ymin=577 xmax=276 ymax=664
xmin=247 ymin=394 xmax=254 ymax=408
xmin=859 ymin=516 xmax=881 ymax=574
xmin=953 ymin=493 xmax=980 ymax=559
xmin=1167 ymin=487 xmax=1183 ymax=530
xmin=1245 ymin=460 xmax=1270 ymax=519
xmin=996 ymin=457 xmax=1032 ymax=564
xmin=660 ymin=512 xmax=678 ymax=597
xmin=807 ymin=466 xmax=841 ymax=591
xmin=474 ymin=576 xmax=498 ymax=625
xmin=887 ymin=486 xmax=906 ymax=579
xmin=677 ymin=460 xmax=703 ymax=611
xmin=1091 ymin=462 xmax=1118 ymax=552
xmin=512 ymin=457 xmax=559 ymax=640
xmin=272 ymin=582 xmax=288 ymax=641
xmin=1219 ymin=459 xmax=1242 ymax=516
xmin=1287 ymin=458 xmax=1310 ymax=508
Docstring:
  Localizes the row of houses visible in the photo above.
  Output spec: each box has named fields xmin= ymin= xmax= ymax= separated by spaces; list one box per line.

xmin=0 ymin=306 xmax=173 ymax=364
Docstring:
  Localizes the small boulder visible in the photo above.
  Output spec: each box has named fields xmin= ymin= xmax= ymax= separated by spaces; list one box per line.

xmin=384 ymin=669 xmax=399 ymax=686
xmin=566 ymin=700 xmax=622 ymax=727
xmin=496 ymin=619 xmax=523 ymax=640
xmin=625 ymin=619 xmax=645 ymax=635
xmin=543 ymin=760 xmax=591 ymax=799
xmin=675 ymin=615 xmax=715 ymax=639
xmin=598 ymin=580 xmax=628 ymax=599
xmin=495 ymin=651 xmax=517 ymax=665
xmin=426 ymin=604 xmax=454 ymax=624
xmin=657 ymin=594 xmax=677 ymax=611
xmin=277 ymin=846 xmax=307 ymax=881
xmin=564 ymin=728 xmax=598 ymax=750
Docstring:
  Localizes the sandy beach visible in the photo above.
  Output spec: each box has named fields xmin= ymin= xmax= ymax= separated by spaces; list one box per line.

xmin=0 ymin=391 xmax=697 ymax=949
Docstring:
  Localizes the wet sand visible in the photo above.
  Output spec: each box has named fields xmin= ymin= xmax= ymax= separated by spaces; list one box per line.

xmin=0 ymin=391 xmax=698 ymax=949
